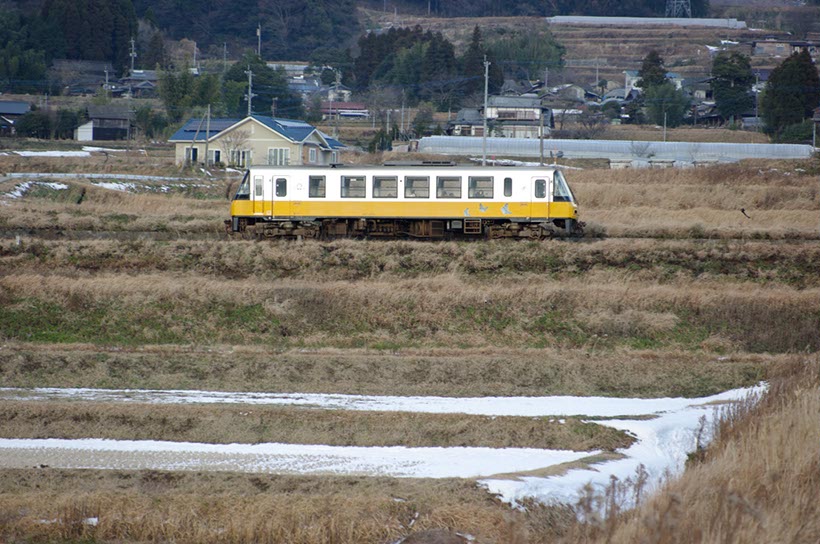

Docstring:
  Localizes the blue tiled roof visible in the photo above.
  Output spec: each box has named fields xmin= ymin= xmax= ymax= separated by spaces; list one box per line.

xmin=168 ymin=115 xmax=345 ymax=149
xmin=168 ymin=118 xmax=243 ymax=142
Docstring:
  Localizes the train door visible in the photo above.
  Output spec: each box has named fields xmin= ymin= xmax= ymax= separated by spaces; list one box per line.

xmin=271 ymin=176 xmax=289 ymax=217
xmin=252 ymin=173 xmax=265 ymax=215
xmin=531 ymin=176 xmax=550 ymax=219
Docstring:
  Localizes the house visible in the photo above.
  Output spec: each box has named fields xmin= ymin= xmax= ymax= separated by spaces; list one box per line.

xmin=751 ymin=39 xmax=820 ymax=59
xmin=0 ymin=101 xmax=31 ymax=135
xmin=168 ymin=115 xmax=345 ymax=167
xmin=624 ymin=70 xmax=684 ymax=91
xmin=120 ymin=70 xmax=159 ymax=97
xmin=321 ymin=101 xmax=369 ymax=119
xmin=51 ymin=59 xmax=115 ymax=95
xmin=75 ymin=104 xmax=134 ymax=141
xmin=449 ymin=96 xmax=553 ymax=139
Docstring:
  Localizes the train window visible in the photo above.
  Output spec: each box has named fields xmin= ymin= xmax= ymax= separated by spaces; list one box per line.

xmin=468 ymin=176 xmax=493 ymax=199
xmin=504 ymin=177 xmax=513 ymax=197
xmin=373 ymin=176 xmax=398 ymax=198
xmin=553 ymin=171 xmax=573 ymax=202
xmin=535 ymin=179 xmax=547 ymax=199
xmin=405 ymin=176 xmax=429 ymax=198
xmin=309 ymin=176 xmax=326 ymax=198
xmin=436 ymin=176 xmax=462 ymax=198
xmin=275 ymin=178 xmax=287 ymax=197
xmin=341 ymin=175 xmax=366 ymax=198
xmin=234 ymin=172 xmax=251 ymax=200
xmin=254 ymin=176 xmax=263 ymax=198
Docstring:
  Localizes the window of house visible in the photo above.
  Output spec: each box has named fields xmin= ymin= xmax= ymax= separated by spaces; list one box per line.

xmin=504 ymin=177 xmax=513 ymax=197
xmin=534 ymin=179 xmax=546 ymax=199
xmin=468 ymin=176 xmax=493 ymax=199
xmin=308 ymin=148 xmax=317 ymax=163
xmin=331 ymin=151 xmax=338 ymax=163
xmin=254 ymin=175 xmax=264 ymax=198
xmin=187 ymin=147 xmax=198 ymax=163
xmin=309 ymin=176 xmax=326 ymax=198
xmin=436 ymin=176 xmax=462 ymax=198
xmin=231 ymin=150 xmax=249 ymax=167
xmin=405 ymin=176 xmax=429 ymax=198
xmin=210 ymin=149 xmax=221 ymax=164
xmin=373 ymin=176 xmax=398 ymax=198
xmin=275 ymin=178 xmax=287 ymax=197
xmin=268 ymin=148 xmax=290 ymax=166
xmin=341 ymin=175 xmax=366 ymax=198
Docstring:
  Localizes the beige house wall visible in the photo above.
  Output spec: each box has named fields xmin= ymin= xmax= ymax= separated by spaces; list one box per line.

xmin=172 ymin=117 xmax=337 ymax=167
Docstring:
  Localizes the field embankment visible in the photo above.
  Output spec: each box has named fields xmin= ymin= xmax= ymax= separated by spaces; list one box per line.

xmin=0 ymin=154 xmax=817 ymax=543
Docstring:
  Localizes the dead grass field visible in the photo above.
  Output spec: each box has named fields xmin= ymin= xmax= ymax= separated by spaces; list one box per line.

xmin=0 ymin=401 xmax=632 ymax=450
xmin=1 ymin=152 xmax=818 ymax=543
xmin=0 ymin=343 xmax=773 ymax=398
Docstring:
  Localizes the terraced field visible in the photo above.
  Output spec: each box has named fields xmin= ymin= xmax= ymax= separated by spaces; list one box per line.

xmin=0 ymin=146 xmax=817 ymax=543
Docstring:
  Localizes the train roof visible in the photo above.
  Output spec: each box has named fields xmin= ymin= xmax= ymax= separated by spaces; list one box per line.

xmin=248 ymin=163 xmax=562 ymax=171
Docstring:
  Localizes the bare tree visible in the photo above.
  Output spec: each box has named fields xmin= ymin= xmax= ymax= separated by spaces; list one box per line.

xmin=220 ymin=129 xmax=250 ymax=166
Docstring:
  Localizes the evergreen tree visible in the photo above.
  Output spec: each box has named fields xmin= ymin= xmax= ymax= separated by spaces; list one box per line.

xmin=460 ymin=26 xmax=502 ymax=97
xmin=142 ymin=31 xmax=167 ymax=69
xmin=223 ymin=53 xmax=302 ymax=118
xmin=710 ymin=51 xmax=754 ymax=122
xmin=761 ymin=50 xmax=820 ymax=136
xmin=637 ymin=50 xmax=667 ymax=90
xmin=645 ymin=81 xmax=689 ymax=127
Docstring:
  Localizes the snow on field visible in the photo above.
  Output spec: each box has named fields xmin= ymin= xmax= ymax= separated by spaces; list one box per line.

xmin=91 ymin=181 xmax=137 ymax=192
xmin=2 ymin=181 xmax=69 ymax=199
xmin=13 ymin=151 xmax=91 ymax=157
xmin=0 ymin=385 xmax=763 ymax=505
xmin=0 ymin=386 xmax=762 ymax=418
xmin=0 ymin=439 xmax=594 ymax=478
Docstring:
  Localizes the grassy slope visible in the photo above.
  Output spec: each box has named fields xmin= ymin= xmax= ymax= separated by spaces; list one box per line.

xmin=0 ymin=154 xmax=818 ymax=543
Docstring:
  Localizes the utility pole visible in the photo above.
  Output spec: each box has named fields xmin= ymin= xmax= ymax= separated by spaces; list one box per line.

xmin=271 ymin=97 xmax=277 ymax=117
xmin=129 ymin=37 xmax=137 ymax=74
xmin=223 ymin=43 xmax=228 ymax=73
xmin=245 ymin=67 xmax=255 ymax=117
xmin=193 ymin=41 xmax=197 ymax=68
xmin=204 ymin=104 xmax=211 ymax=167
xmin=482 ymin=55 xmax=489 ymax=166
xmin=257 ymin=23 xmax=261 ymax=57
xmin=400 ymin=90 xmax=406 ymax=136
xmin=544 ymin=67 xmax=549 ymax=90
xmin=663 ymin=111 xmax=667 ymax=142
xmin=104 ymin=67 xmax=110 ymax=98
xmin=333 ymin=69 xmax=341 ymax=139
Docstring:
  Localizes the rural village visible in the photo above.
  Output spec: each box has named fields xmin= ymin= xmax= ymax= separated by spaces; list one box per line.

xmin=0 ymin=0 xmax=819 ymax=543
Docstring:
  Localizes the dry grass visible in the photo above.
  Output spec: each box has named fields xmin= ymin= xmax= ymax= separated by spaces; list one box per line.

xmin=0 ymin=401 xmax=632 ymax=450
xmin=0 ymin=343 xmax=773 ymax=398
xmin=4 ymin=238 xmax=820 ymax=287
xmin=1 ymin=270 xmax=817 ymax=352
xmin=0 ymin=471 xmax=575 ymax=544
xmin=558 ymin=358 xmax=820 ymax=544
xmin=599 ymin=125 xmax=771 ymax=144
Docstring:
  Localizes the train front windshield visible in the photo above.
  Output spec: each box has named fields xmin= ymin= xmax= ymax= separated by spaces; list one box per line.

xmin=553 ymin=171 xmax=575 ymax=203
xmin=234 ymin=171 xmax=251 ymax=200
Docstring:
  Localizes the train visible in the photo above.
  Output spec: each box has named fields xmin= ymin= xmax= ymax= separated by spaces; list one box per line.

xmin=226 ymin=163 xmax=583 ymax=239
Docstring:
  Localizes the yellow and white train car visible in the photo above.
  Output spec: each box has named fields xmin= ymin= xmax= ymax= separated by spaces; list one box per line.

xmin=228 ymin=164 xmax=582 ymax=239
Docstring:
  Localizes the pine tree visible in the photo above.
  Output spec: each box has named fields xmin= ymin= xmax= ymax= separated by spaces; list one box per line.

xmin=637 ymin=50 xmax=667 ymax=90
xmin=761 ymin=50 xmax=820 ymax=136
xmin=710 ymin=51 xmax=755 ymax=122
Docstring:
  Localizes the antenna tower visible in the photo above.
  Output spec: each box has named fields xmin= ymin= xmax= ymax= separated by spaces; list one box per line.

xmin=665 ymin=0 xmax=692 ymax=18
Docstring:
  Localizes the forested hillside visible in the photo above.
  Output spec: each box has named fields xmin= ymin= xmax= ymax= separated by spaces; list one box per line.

xmin=1 ymin=0 xmax=708 ymax=86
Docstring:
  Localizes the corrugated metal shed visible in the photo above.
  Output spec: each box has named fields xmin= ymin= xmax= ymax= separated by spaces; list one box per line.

xmin=418 ymin=136 xmax=813 ymax=162
xmin=546 ymin=16 xmax=747 ymax=29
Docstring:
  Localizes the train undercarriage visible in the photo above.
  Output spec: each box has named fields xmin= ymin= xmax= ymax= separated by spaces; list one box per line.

xmin=227 ymin=217 xmax=584 ymax=240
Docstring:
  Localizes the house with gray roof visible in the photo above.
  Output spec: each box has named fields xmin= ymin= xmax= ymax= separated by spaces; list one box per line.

xmin=168 ymin=115 xmax=345 ymax=167
xmin=0 ymin=101 xmax=31 ymax=135
xmin=449 ymin=95 xmax=553 ymax=139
